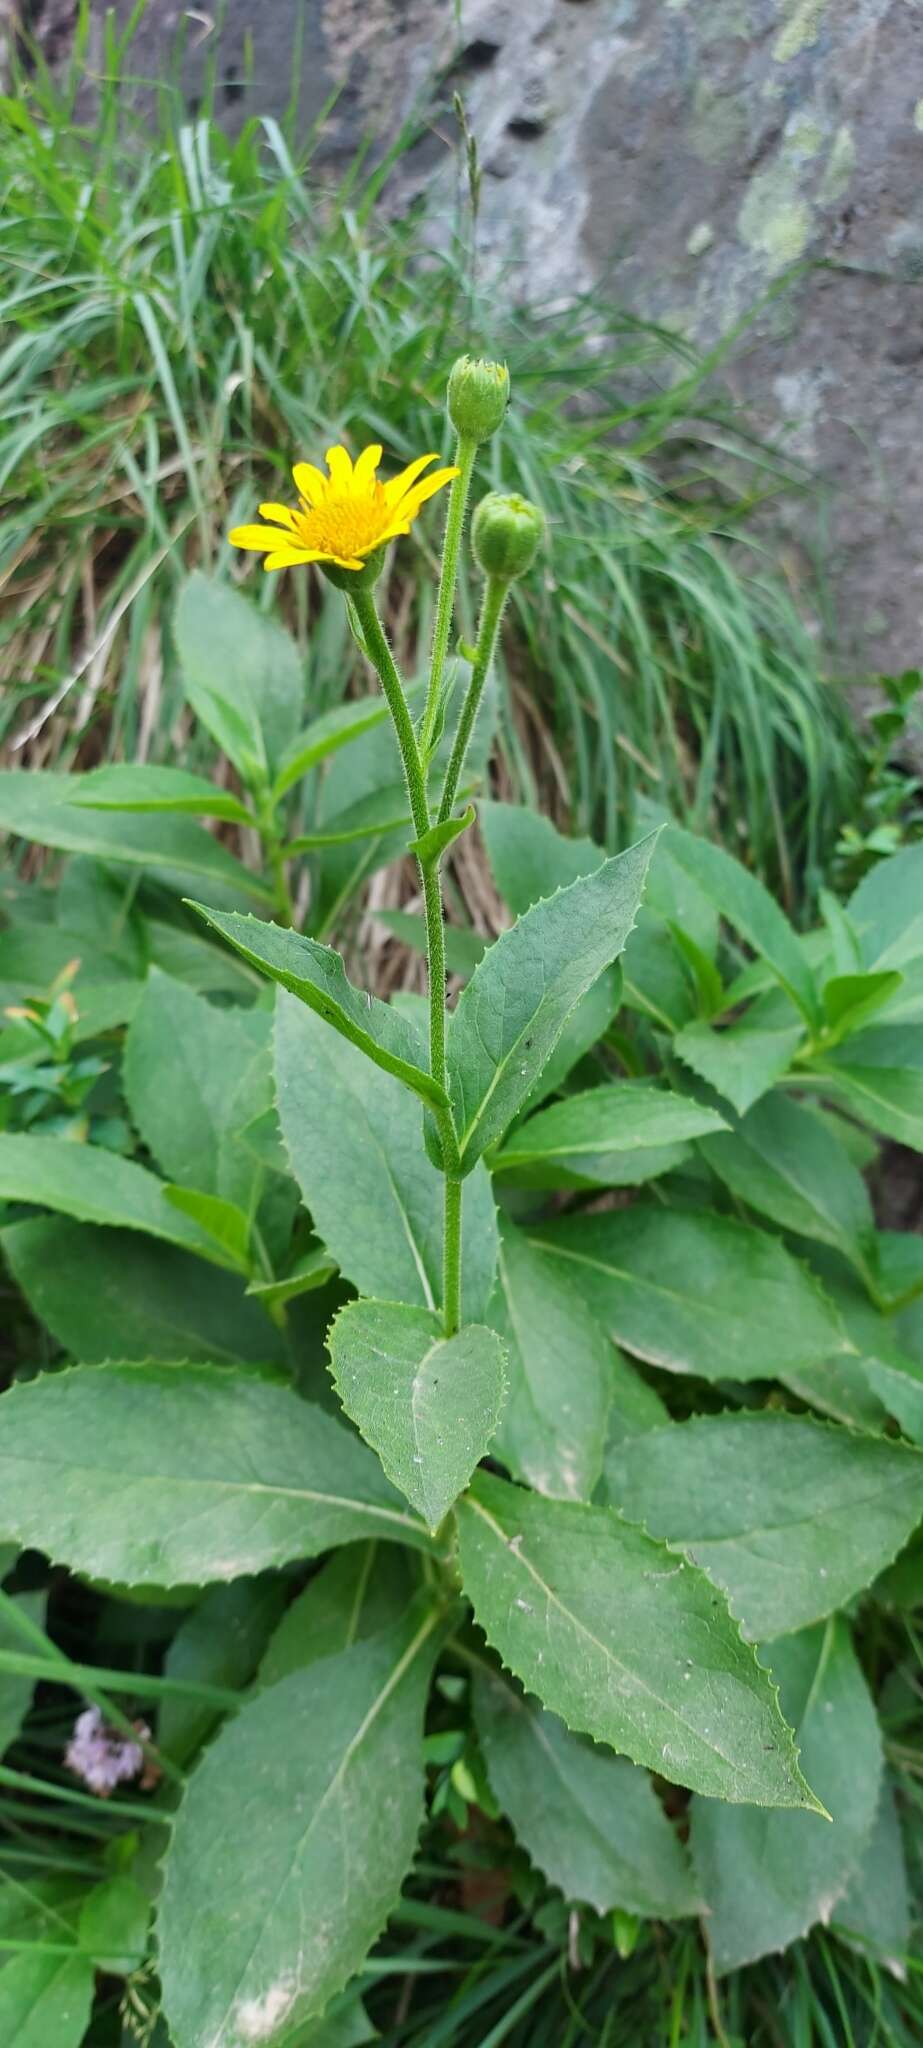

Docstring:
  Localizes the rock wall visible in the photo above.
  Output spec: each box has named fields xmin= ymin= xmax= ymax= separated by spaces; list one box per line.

xmin=22 ymin=0 xmax=923 ymax=673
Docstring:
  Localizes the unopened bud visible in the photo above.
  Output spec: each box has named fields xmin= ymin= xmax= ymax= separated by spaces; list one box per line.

xmin=447 ymin=355 xmax=510 ymax=443
xmin=471 ymin=491 xmax=545 ymax=582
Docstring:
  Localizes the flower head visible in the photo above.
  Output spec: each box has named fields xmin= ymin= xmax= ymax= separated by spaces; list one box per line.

xmin=447 ymin=355 xmax=510 ymax=443
xmin=472 ymin=491 xmax=545 ymax=582
xmin=229 ymin=444 xmax=459 ymax=577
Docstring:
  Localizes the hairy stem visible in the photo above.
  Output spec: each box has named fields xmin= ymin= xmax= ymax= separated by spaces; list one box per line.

xmin=442 ymin=1174 xmax=462 ymax=1337
xmin=350 ymin=586 xmax=463 ymax=1332
xmin=420 ymin=435 xmax=476 ymax=755
xmin=437 ymin=574 xmax=508 ymax=825
xmin=350 ymin=588 xmax=430 ymax=842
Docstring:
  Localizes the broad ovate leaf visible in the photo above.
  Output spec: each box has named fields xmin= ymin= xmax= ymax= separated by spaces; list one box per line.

xmin=606 ymin=1414 xmax=923 ymax=1641
xmin=71 ymin=763 xmax=254 ymax=824
xmin=488 ymin=1220 xmax=612 ymax=1501
xmin=158 ymin=1606 xmax=443 ymax=2048
xmin=175 ymin=570 xmax=302 ymax=780
xmin=0 ymin=1133 xmax=234 ymax=1267
xmin=258 ymin=1544 xmax=418 ymax=1689
xmin=691 ymin=1620 xmax=881 ymax=1972
xmin=698 ymin=1089 xmax=878 ymax=1288
xmin=328 ymin=1300 xmax=507 ymax=1530
xmin=473 ymin=1665 xmax=699 ymax=1919
xmin=456 ymin=1472 xmax=819 ymax=1810
xmin=492 ymin=1082 xmax=727 ymax=1189
xmin=0 ymin=769 xmax=269 ymax=900
xmin=0 ymin=1952 xmax=95 ymax=2048
xmin=674 ymin=1018 xmax=803 ymax=1116
xmin=533 ymin=1205 xmax=845 ymax=1384
xmin=1 ymin=1217 xmax=287 ymax=1367
xmin=192 ymin=908 xmax=446 ymax=1111
xmin=274 ymin=993 xmax=498 ymax=1321
xmin=664 ymin=826 xmax=819 ymax=1025
xmin=449 ymin=835 xmax=656 ymax=1170
xmin=0 ymin=1365 xmax=430 ymax=1585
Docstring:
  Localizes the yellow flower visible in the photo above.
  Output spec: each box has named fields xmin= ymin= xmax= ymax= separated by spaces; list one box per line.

xmin=229 ymin=443 xmax=459 ymax=574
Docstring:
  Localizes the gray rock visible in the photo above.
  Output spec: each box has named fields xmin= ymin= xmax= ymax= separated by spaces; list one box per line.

xmin=17 ymin=0 xmax=923 ymax=675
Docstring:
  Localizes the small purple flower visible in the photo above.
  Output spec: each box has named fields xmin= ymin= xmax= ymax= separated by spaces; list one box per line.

xmin=65 ymin=1705 xmax=151 ymax=1797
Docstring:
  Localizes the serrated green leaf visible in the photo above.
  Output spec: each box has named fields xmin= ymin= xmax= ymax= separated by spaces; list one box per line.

xmin=123 ymin=969 xmax=270 ymax=1207
xmin=493 ymin=1083 xmax=727 ymax=1189
xmin=163 ymin=1184 xmax=251 ymax=1272
xmin=674 ymin=1017 xmax=803 ymax=1116
xmin=158 ymin=1606 xmax=443 ymax=2048
xmin=0 ymin=1589 xmax=46 ymax=1756
xmin=373 ymin=908 xmax=486 ymax=979
xmin=848 ymin=843 xmax=923 ymax=972
xmin=811 ymin=1026 xmax=923 ymax=1149
xmin=1 ymin=1216 xmax=287 ymax=1366
xmin=271 ymin=695 xmax=390 ymax=802
xmin=258 ymin=1543 xmax=418 ymax=1689
xmin=409 ymin=803 xmax=476 ymax=866
xmin=69 ymin=763 xmax=254 ymax=824
xmin=691 ymin=1620 xmax=881 ymax=1973
xmin=77 ymin=1875 xmax=149 ymax=1974
xmin=834 ymin=1776 xmax=911 ymax=1974
xmin=473 ymin=1665 xmax=699 ymax=1919
xmin=606 ymin=1414 xmax=923 ymax=1640
xmin=328 ymin=1300 xmax=506 ymax=1530
xmin=0 ymin=1951 xmax=95 ymax=2048
xmin=698 ymin=1090 xmax=878 ymax=1287
xmin=449 ymin=836 xmax=656 ymax=1170
xmin=456 ymin=1471 xmax=819 ymax=1809
xmin=533 ymin=1206 xmax=845 ymax=1384
xmin=0 ymin=1133 xmax=233 ymax=1265
xmin=821 ymin=970 xmax=904 ymax=1040
xmin=192 ymin=908 xmax=446 ymax=1113
xmin=275 ymin=993 xmax=498 ymax=1321
xmin=0 ymin=1365 xmax=431 ymax=1584
xmin=245 ymin=1248 xmax=338 ymax=1308
xmin=519 ymin=966 xmax=623 ymax=1117
xmin=175 ymin=571 xmax=302 ymax=781
xmin=488 ymin=1220 xmax=611 ymax=1502
xmin=663 ymin=827 xmax=819 ymax=1025
xmin=478 ymin=799 xmax=603 ymax=915
xmin=159 ymin=1580 xmax=287 ymax=1765
xmin=0 ymin=770 xmax=270 ymax=899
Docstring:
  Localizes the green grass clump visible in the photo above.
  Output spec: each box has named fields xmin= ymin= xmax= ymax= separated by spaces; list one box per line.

xmin=1 ymin=4 xmax=857 ymax=904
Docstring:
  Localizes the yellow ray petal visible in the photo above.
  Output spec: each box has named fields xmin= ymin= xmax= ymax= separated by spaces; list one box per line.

xmin=229 ymin=524 xmax=296 ymax=552
xmin=292 ymin=463 xmax=329 ymax=507
xmin=257 ymin=502 xmax=298 ymax=529
xmin=383 ymin=452 xmax=439 ymax=508
xmin=373 ymin=517 xmax=414 ymax=547
xmin=325 ymin=445 xmax=354 ymax=490
xmin=352 ymin=443 xmax=383 ymax=491
xmin=263 ymin=545 xmax=328 ymax=570
xmin=397 ymin=466 xmax=460 ymax=518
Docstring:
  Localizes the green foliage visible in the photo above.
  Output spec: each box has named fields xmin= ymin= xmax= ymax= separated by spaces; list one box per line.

xmin=0 ymin=121 xmax=920 ymax=2041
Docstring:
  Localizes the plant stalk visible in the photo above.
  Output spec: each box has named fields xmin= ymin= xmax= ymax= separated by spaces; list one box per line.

xmin=350 ymin=589 xmax=430 ymax=842
xmin=438 ymin=573 xmax=508 ymax=824
xmin=420 ymin=434 xmax=477 ymax=755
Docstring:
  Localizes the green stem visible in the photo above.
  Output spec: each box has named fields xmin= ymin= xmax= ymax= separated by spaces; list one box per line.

xmin=442 ymin=1174 xmax=462 ymax=1337
xmin=350 ymin=587 xmax=430 ymax=842
xmin=255 ymin=788 xmax=295 ymax=925
xmin=438 ymin=574 xmax=508 ymax=825
xmin=351 ymin=586 xmax=464 ymax=1336
xmin=421 ymin=434 xmax=477 ymax=755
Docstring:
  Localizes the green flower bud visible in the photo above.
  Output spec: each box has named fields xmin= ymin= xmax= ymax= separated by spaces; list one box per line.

xmin=471 ymin=491 xmax=545 ymax=582
xmin=447 ymin=355 xmax=510 ymax=443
